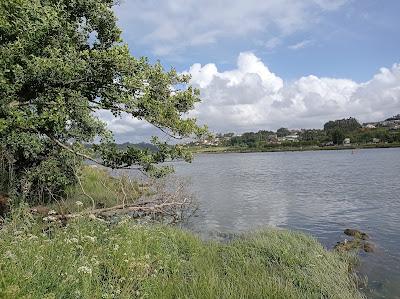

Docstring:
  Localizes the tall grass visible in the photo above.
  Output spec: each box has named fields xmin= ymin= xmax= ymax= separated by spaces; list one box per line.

xmin=0 ymin=209 xmax=363 ymax=299
xmin=46 ymin=166 xmax=148 ymax=214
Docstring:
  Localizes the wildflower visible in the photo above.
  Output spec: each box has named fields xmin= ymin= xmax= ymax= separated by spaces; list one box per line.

xmin=48 ymin=216 xmax=57 ymax=222
xmin=27 ymin=234 xmax=39 ymax=241
xmin=84 ymin=235 xmax=97 ymax=243
xmin=113 ymin=244 xmax=119 ymax=251
xmin=77 ymin=266 xmax=92 ymax=275
xmin=4 ymin=250 xmax=16 ymax=260
xmin=75 ymin=201 xmax=83 ymax=207
xmin=48 ymin=210 xmax=57 ymax=215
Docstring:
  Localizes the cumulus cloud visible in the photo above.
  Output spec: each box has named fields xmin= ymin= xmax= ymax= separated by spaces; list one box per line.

xmin=114 ymin=0 xmax=348 ymax=56
xmin=97 ymin=52 xmax=400 ymax=142
xmin=186 ymin=52 xmax=400 ymax=132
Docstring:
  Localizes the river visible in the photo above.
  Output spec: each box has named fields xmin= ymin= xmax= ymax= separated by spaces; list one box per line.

xmin=172 ymin=148 xmax=400 ymax=298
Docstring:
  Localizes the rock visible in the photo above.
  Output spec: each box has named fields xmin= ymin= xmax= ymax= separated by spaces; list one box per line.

xmin=344 ymin=228 xmax=369 ymax=240
xmin=334 ymin=239 xmax=363 ymax=253
xmin=363 ymin=242 xmax=375 ymax=253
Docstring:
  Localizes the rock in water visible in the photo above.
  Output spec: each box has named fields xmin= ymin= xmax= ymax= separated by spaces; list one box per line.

xmin=344 ymin=228 xmax=369 ymax=240
xmin=363 ymin=242 xmax=375 ymax=253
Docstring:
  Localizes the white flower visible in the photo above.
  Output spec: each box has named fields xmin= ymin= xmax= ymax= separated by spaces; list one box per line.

xmin=48 ymin=210 xmax=57 ymax=215
xmin=84 ymin=235 xmax=97 ymax=243
xmin=113 ymin=244 xmax=119 ymax=251
xmin=75 ymin=201 xmax=83 ymax=207
xmin=4 ymin=250 xmax=16 ymax=259
xmin=77 ymin=266 xmax=92 ymax=275
xmin=43 ymin=216 xmax=57 ymax=222
xmin=28 ymin=234 xmax=39 ymax=240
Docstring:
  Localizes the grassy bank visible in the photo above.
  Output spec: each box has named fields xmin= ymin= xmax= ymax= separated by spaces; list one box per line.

xmin=0 ymin=211 xmax=363 ymax=299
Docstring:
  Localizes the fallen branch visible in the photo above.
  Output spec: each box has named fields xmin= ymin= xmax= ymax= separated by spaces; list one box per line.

xmin=39 ymin=198 xmax=189 ymax=221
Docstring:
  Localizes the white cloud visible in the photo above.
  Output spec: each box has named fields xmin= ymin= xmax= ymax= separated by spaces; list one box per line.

xmin=97 ymin=53 xmax=400 ymax=141
xmin=115 ymin=0 xmax=348 ymax=56
xmin=288 ymin=39 xmax=313 ymax=50
xmin=186 ymin=52 xmax=400 ymax=132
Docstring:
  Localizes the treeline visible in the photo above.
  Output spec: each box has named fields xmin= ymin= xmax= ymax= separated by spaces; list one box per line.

xmin=218 ymin=117 xmax=400 ymax=149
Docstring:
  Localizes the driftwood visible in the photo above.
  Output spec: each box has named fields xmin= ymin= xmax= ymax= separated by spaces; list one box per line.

xmin=38 ymin=196 xmax=189 ymax=222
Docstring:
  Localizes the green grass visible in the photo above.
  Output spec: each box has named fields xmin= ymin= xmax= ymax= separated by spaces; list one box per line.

xmin=46 ymin=166 xmax=148 ymax=214
xmin=0 ymin=210 xmax=363 ymax=299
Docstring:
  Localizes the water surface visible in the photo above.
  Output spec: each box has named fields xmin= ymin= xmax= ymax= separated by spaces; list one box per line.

xmin=173 ymin=148 xmax=400 ymax=298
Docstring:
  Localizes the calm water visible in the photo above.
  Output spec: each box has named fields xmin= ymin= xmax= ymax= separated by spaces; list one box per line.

xmin=173 ymin=148 xmax=400 ymax=298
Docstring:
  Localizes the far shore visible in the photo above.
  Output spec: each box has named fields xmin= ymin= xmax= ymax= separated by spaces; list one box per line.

xmin=189 ymin=142 xmax=400 ymax=154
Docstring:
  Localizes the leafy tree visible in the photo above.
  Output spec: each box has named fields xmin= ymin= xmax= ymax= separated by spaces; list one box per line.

xmin=277 ymin=128 xmax=290 ymax=137
xmin=0 ymin=0 xmax=206 ymax=202
xmin=331 ymin=129 xmax=345 ymax=145
xmin=323 ymin=117 xmax=361 ymax=132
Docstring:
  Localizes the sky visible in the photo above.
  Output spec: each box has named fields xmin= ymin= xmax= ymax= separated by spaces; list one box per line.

xmin=106 ymin=0 xmax=400 ymax=142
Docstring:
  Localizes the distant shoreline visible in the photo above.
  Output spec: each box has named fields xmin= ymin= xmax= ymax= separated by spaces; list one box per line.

xmin=189 ymin=143 xmax=400 ymax=154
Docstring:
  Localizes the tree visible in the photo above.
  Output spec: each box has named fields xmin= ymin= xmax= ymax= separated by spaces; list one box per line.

xmin=277 ymin=128 xmax=290 ymax=137
xmin=331 ymin=129 xmax=345 ymax=145
xmin=323 ymin=117 xmax=361 ymax=132
xmin=0 ymin=0 xmax=206 ymax=202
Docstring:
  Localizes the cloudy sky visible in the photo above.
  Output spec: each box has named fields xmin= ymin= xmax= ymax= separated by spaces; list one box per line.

xmin=108 ymin=0 xmax=400 ymax=142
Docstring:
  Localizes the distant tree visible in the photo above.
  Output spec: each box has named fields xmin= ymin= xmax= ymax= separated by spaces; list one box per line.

xmin=0 ymin=0 xmax=206 ymax=201
xmin=299 ymin=129 xmax=327 ymax=143
xmin=331 ymin=129 xmax=345 ymax=145
xmin=323 ymin=117 xmax=361 ymax=132
xmin=277 ymin=128 xmax=290 ymax=137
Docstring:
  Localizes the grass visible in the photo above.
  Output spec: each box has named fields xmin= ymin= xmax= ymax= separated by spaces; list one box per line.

xmin=0 ymin=208 xmax=363 ymax=299
xmin=0 ymin=169 xmax=363 ymax=298
xmin=46 ymin=166 xmax=149 ymax=214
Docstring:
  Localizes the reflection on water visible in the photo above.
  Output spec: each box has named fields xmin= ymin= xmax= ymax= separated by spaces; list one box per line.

xmin=172 ymin=148 xmax=400 ymax=298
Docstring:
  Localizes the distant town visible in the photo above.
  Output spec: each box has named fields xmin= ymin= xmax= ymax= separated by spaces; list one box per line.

xmin=189 ymin=114 xmax=400 ymax=151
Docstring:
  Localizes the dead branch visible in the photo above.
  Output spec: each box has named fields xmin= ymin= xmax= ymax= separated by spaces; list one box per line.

xmin=42 ymin=198 xmax=188 ymax=221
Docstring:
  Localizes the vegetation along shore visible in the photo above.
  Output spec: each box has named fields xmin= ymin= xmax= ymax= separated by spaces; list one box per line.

xmin=188 ymin=116 xmax=400 ymax=154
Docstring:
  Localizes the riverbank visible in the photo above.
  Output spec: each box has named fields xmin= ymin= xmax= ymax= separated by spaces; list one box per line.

xmin=0 ymin=168 xmax=364 ymax=298
xmin=0 ymin=212 xmax=363 ymax=299
xmin=189 ymin=142 xmax=400 ymax=154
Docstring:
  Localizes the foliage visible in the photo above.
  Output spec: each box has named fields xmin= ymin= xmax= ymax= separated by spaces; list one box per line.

xmin=0 ymin=211 xmax=363 ymax=299
xmin=228 ymin=130 xmax=274 ymax=147
xmin=323 ymin=117 xmax=361 ymax=133
xmin=0 ymin=0 xmax=206 ymax=202
xmin=331 ymin=129 xmax=345 ymax=145
xmin=277 ymin=127 xmax=291 ymax=137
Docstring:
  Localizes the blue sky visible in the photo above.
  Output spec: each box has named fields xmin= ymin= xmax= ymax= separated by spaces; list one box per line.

xmin=106 ymin=0 xmax=400 ymax=142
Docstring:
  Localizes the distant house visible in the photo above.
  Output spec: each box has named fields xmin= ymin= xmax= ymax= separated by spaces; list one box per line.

xmin=343 ymin=138 xmax=351 ymax=145
xmin=285 ymin=134 xmax=299 ymax=142
xmin=372 ymin=138 xmax=380 ymax=143
xmin=266 ymin=134 xmax=280 ymax=144
xmin=364 ymin=124 xmax=376 ymax=129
